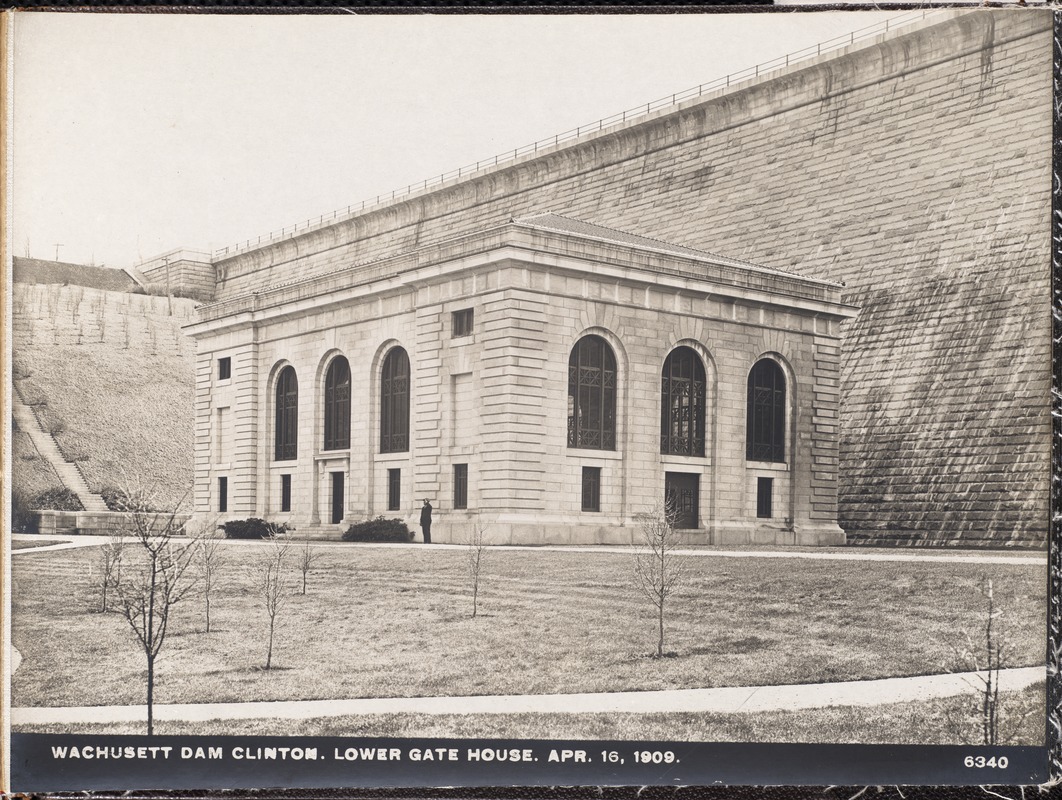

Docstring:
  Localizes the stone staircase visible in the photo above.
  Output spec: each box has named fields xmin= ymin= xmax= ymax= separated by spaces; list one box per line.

xmin=11 ymin=393 xmax=109 ymax=512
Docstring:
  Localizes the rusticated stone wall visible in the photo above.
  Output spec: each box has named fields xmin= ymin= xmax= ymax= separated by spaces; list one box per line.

xmin=204 ymin=10 xmax=1052 ymax=545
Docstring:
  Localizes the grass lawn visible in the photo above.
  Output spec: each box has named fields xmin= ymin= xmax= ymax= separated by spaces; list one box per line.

xmin=10 ymin=539 xmax=68 ymax=551
xmin=10 ymin=428 xmax=65 ymax=498
xmin=12 ymin=542 xmax=1045 ymax=720
xmin=13 ymin=683 xmax=1044 ymax=745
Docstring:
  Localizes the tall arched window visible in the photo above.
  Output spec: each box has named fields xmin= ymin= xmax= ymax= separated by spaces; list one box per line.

xmin=567 ymin=335 xmax=617 ymax=450
xmin=661 ymin=347 xmax=706 ymax=456
xmin=746 ymin=358 xmax=786 ymax=462
xmin=274 ymin=366 xmax=298 ymax=461
xmin=324 ymin=356 xmax=351 ymax=450
xmin=380 ymin=347 xmax=410 ymax=453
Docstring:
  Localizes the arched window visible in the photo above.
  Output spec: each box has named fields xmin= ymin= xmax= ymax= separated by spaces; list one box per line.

xmin=661 ymin=347 xmax=706 ymax=456
xmin=324 ymin=356 xmax=351 ymax=451
xmin=274 ymin=366 xmax=298 ymax=461
xmin=380 ymin=347 xmax=410 ymax=453
xmin=747 ymin=359 xmax=786 ymax=462
xmin=567 ymin=335 xmax=617 ymax=450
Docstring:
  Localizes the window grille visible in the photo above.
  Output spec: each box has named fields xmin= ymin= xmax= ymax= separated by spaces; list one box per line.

xmin=281 ymin=474 xmax=291 ymax=513
xmin=453 ymin=464 xmax=468 ymax=509
xmin=274 ymin=366 xmax=298 ymax=461
xmin=567 ymin=336 xmax=617 ymax=450
xmin=324 ymin=357 xmax=351 ymax=451
xmin=581 ymin=466 xmax=601 ymax=512
xmin=746 ymin=359 xmax=786 ymax=462
xmin=660 ymin=346 xmax=706 ymax=456
xmin=388 ymin=469 xmax=401 ymax=511
xmin=380 ymin=348 xmax=410 ymax=453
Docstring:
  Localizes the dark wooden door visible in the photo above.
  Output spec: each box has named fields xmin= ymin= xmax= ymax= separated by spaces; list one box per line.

xmin=331 ymin=472 xmax=344 ymax=524
xmin=665 ymin=472 xmax=699 ymax=529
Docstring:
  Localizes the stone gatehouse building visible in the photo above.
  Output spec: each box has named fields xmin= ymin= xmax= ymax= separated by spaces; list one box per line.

xmin=171 ymin=9 xmax=1050 ymax=547
xmin=186 ymin=215 xmax=855 ymax=544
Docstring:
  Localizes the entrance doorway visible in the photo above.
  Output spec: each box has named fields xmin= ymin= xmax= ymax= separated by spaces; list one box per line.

xmin=330 ymin=472 xmax=344 ymax=525
xmin=664 ymin=472 xmax=699 ymax=529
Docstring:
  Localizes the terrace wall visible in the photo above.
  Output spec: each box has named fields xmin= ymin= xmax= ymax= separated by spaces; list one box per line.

xmin=202 ymin=11 xmax=1051 ymax=546
xmin=37 ymin=510 xmax=193 ymax=537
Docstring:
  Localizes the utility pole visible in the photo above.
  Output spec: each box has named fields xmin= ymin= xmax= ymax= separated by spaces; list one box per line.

xmin=53 ymin=243 xmax=63 ymax=261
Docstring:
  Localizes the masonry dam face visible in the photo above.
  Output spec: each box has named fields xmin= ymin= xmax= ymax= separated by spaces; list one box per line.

xmin=183 ymin=11 xmax=1050 ymax=546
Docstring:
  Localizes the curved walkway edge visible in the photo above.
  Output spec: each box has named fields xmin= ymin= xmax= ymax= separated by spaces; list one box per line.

xmin=11 ymin=666 xmax=1045 ymax=726
xmin=10 ymin=534 xmax=1045 ymax=565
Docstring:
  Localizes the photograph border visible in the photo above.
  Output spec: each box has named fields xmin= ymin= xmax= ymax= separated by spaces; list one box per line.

xmin=2 ymin=1 xmax=1060 ymax=793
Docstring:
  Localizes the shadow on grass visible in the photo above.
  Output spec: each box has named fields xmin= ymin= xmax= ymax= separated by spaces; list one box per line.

xmin=248 ymin=666 xmax=298 ymax=674
xmin=688 ymin=636 xmax=769 ymax=656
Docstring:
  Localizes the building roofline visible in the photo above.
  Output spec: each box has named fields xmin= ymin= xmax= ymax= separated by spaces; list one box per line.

xmin=191 ymin=218 xmax=855 ymax=333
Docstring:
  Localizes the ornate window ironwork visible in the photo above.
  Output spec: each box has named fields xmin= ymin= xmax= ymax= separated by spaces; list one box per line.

xmin=567 ymin=335 xmax=617 ymax=450
xmin=324 ymin=357 xmax=351 ymax=451
xmin=746 ymin=359 xmax=786 ymax=462
xmin=274 ymin=366 xmax=298 ymax=461
xmin=380 ymin=347 xmax=410 ymax=453
xmin=660 ymin=347 xmax=706 ymax=456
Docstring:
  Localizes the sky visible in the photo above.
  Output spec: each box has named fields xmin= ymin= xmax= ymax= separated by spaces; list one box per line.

xmin=11 ymin=9 xmax=902 ymax=268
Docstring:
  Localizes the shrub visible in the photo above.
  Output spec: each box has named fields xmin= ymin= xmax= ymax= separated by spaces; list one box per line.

xmin=342 ymin=516 xmax=413 ymax=543
xmin=222 ymin=518 xmax=287 ymax=540
xmin=11 ymin=490 xmax=40 ymax=533
xmin=29 ymin=487 xmax=83 ymax=512
xmin=98 ymin=486 xmax=170 ymax=513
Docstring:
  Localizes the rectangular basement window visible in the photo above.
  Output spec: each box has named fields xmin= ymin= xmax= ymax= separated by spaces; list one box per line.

xmin=280 ymin=474 xmax=291 ymax=513
xmin=218 ymin=357 xmax=231 ymax=381
xmin=757 ymin=477 xmax=773 ymax=519
xmin=388 ymin=469 xmax=401 ymax=511
xmin=453 ymin=464 xmax=468 ymax=509
xmin=581 ymin=466 xmax=601 ymax=512
xmin=218 ymin=476 xmax=228 ymax=513
xmin=452 ymin=308 xmax=474 ymax=338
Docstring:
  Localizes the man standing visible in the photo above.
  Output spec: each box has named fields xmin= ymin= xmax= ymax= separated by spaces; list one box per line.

xmin=420 ymin=499 xmax=433 ymax=544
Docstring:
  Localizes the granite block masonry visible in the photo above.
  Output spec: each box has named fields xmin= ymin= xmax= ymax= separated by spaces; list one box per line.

xmin=186 ymin=216 xmax=857 ymax=545
xmin=178 ymin=10 xmax=1050 ymax=546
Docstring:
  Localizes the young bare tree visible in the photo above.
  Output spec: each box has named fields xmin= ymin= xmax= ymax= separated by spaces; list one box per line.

xmin=633 ymin=501 xmax=688 ymax=658
xmin=260 ymin=532 xmax=291 ymax=669
xmin=467 ymin=524 xmax=487 ymax=618
xmin=111 ymin=488 xmax=200 ymax=736
xmin=950 ymin=576 xmax=1035 ymax=745
xmin=296 ymin=538 xmax=320 ymax=595
xmin=198 ymin=534 xmax=225 ymax=632
xmin=90 ymin=533 xmax=124 ymax=613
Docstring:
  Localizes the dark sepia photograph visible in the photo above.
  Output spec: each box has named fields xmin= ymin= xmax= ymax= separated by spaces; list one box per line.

xmin=2 ymin=5 xmax=1054 ymax=791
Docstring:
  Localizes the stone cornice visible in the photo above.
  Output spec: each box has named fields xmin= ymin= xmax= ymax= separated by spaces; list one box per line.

xmin=186 ymin=224 xmax=857 ymax=338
